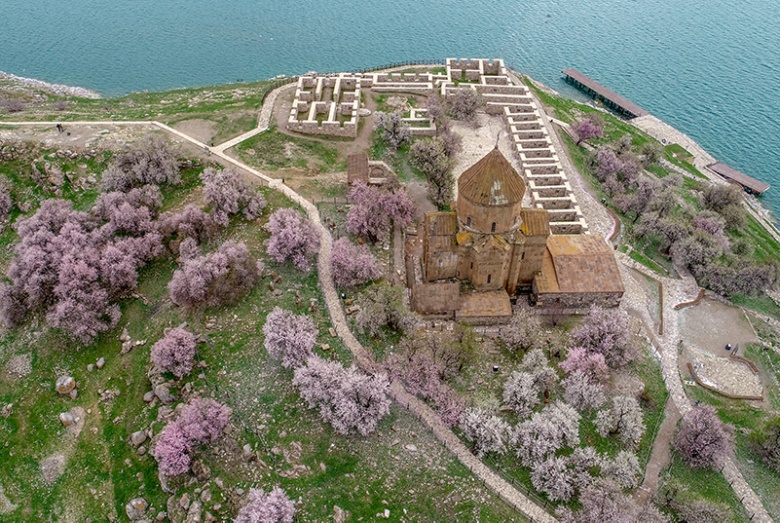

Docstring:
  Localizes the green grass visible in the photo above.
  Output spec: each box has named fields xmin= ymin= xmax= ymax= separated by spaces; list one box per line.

xmin=660 ymin=455 xmax=752 ymax=522
xmin=234 ymin=127 xmax=344 ymax=173
xmin=628 ymin=248 xmax=671 ymax=277
xmin=732 ymin=294 xmax=780 ymax=322
xmin=0 ymin=79 xmax=279 ymax=123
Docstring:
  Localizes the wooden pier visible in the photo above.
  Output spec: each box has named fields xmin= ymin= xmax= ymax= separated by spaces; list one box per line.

xmin=707 ymin=162 xmax=770 ymax=195
xmin=562 ymin=68 xmax=649 ymax=118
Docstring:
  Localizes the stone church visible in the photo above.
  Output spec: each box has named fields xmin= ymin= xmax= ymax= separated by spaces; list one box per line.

xmin=410 ymin=147 xmax=624 ymax=322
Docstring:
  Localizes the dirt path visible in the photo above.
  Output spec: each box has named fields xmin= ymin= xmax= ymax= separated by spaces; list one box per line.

xmin=635 ymin=400 xmax=680 ymax=504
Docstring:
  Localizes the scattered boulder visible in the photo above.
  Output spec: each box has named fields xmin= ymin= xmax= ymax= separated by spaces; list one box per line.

xmin=55 ymin=375 xmax=76 ymax=395
xmin=69 ymin=389 xmax=78 ymax=400
xmin=59 ymin=412 xmax=75 ymax=426
xmin=242 ymin=444 xmax=255 ymax=462
xmin=96 ymin=357 xmax=106 ymax=369
xmin=125 ymin=497 xmax=149 ymax=521
xmin=185 ymin=500 xmax=202 ymax=523
xmin=87 ymin=364 xmax=95 ymax=372
xmin=130 ymin=431 xmax=147 ymax=447
xmin=191 ymin=459 xmax=210 ymax=482
xmin=333 ymin=505 xmax=347 ymax=523
xmin=154 ymin=384 xmax=175 ymax=405
xmin=40 ymin=454 xmax=66 ymax=483
xmin=143 ymin=391 xmax=155 ymax=403
xmin=120 ymin=327 xmax=130 ymax=342
xmin=121 ymin=340 xmax=134 ymax=355
xmin=1 ymin=404 xmax=12 ymax=419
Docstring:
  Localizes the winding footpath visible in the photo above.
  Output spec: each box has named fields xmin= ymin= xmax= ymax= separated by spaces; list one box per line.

xmin=2 ymin=78 xmax=774 ymax=522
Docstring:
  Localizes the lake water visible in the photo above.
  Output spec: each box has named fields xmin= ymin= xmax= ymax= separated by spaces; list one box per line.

xmin=2 ymin=0 xmax=779 ymax=215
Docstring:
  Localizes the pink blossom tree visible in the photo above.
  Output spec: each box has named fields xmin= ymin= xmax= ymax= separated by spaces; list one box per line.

xmin=560 ymin=347 xmax=610 ymax=382
xmin=177 ymin=397 xmax=232 ymax=445
xmin=602 ymin=450 xmax=641 ymax=488
xmin=158 ymin=204 xmax=221 ymax=248
xmin=562 ymin=371 xmax=606 ymax=412
xmin=502 ymin=371 xmax=543 ymax=418
xmin=460 ymin=407 xmax=511 ymax=458
xmin=262 ymin=307 xmax=318 ymax=369
xmin=674 ymin=406 xmax=733 ymax=469
xmin=200 ymin=167 xmax=266 ymax=225
xmin=346 ymin=181 xmax=415 ymax=243
xmin=595 ymin=395 xmax=645 ymax=446
xmin=101 ymin=136 xmax=181 ymax=192
xmin=330 ymin=237 xmax=382 ymax=288
xmin=513 ymin=402 xmax=581 ymax=466
xmin=531 ymin=456 xmax=576 ymax=501
xmin=234 ymin=486 xmax=296 ymax=523
xmin=573 ymin=117 xmax=604 ymax=145
xmin=557 ymin=479 xmax=669 ymax=523
xmin=153 ymin=422 xmax=192 ymax=476
xmin=168 ymin=240 xmax=259 ymax=310
xmin=293 ymin=356 xmax=391 ymax=436
xmin=265 ymin=208 xmax=320 ymax=272
xmin=569 ymin=305 xmax=636 ymax=368
xmin=150 ymin=327 xmax=198 ymax=378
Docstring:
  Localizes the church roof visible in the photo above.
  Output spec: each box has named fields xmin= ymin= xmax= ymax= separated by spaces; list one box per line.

xmin=536 ymin=235 xmax=624 ymax=294
xmin=458 ymin=147 xmax=525 ymax=206
xmin=424 ymin=212 xmax=458 ymax=236
xmin=520 ymin=209 xmax=550 ymax=236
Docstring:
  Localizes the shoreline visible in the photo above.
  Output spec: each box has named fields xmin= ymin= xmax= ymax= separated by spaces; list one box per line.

xmin=0 ymin=71 xmax=101 ymax=99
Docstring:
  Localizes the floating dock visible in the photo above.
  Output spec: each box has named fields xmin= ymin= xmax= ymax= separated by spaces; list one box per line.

xmin=706 ymin=162 xmax=770 ymax=195
xmin=562 ymin=68 xmax=649 ymax=118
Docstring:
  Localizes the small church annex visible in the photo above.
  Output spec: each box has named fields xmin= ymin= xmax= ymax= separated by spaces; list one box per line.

xmin=407 ymin=147 xmax=624 ymax=323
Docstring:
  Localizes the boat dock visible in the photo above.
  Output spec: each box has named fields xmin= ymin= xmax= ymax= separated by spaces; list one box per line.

xmin=562 ymin=68 xmax=649 ymax=118
xmin=706 ymin=162 xmax=770 ymax=195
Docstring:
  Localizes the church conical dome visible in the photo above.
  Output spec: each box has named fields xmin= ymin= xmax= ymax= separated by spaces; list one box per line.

xmin=458 ymin=147 xmax=525 ymax=206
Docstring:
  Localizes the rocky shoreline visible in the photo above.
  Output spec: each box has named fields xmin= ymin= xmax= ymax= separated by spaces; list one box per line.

xmin=0 ymin=71 xmax=101 ymax=99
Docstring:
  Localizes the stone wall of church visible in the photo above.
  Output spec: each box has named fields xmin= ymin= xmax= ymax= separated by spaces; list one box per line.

xmin=532 ymin=287 xmax=623 ymax=309
xmin=517 ymin=235 xmax=548 ymax=285
xmin=457 ymin=196 xmax=522 ymax=234
xmin=472 ymin=249 xmax=511 ymax=291
xmin=411 ymin=281 xmax=461 ymax=316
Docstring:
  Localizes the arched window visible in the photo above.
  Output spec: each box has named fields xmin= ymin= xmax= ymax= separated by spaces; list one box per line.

xmin=466 ymin=216 xmax=472 ymax=227
xmin=487 ymin=274 xmax=492 ymax=284
xmin=491 ymin=222 xmax=496 ymax=233
xmin=513 ymin=216 xmax=517 ymax=225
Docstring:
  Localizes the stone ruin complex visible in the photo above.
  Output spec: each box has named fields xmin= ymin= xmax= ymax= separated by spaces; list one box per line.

xmin=289 ymin=58 xmax=586 ymax=234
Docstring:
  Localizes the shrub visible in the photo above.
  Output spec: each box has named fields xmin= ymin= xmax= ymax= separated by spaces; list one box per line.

xmin=354 ymin=282 xmax=414 ymax=338
xmin=200 ymin=167 xmax=266 ymax=225
xmin=374 ymin=111 xmax=410 ymax=150
xmin=169 ymin=240 xmax=259 ymax=310
xmin=560 ymin=347 xmax=609 ymax=382
xmin=674 ymin=405 xmax=733 ymax=469
xmin=448 ymin=89 xmax=481 ymax=121
xmin=234 ymin=487 xmax=296 ymax=523
xmin=602 ymin=450 xmax=641 ymax=488
xmin=264 ymin=208 xmax=320 ymax=272
xmin=410 ymin=137 xmax=455 ymax=208
xmin=562 ymin=371 xmax=606 ymax=412
xmin=330 ymin=237 xmax=382 ymax=288
xmin=262 ymin=307 xmax=318 ymax=369
xmin=531 ymin=456 xmax=576 ymax=501
xmin=748 ymin=416 xmax=780 ymax=473
xmin=0 ymin=182 xmax=13 ymax=216
xmin=150 ymin=327 xmax=198 ymax=378
xmin=158 ymin=204 xmax=221 ymax=247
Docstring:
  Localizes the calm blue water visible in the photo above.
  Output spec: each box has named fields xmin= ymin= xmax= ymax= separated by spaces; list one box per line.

xmin=2 ymin=0 xmax=779 ymax=215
